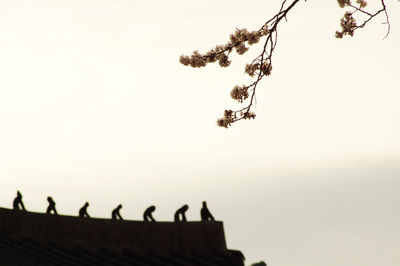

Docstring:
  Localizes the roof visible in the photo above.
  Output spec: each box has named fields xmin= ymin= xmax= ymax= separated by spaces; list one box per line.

xmin=0 ymin=207 xmax=244 ymax=265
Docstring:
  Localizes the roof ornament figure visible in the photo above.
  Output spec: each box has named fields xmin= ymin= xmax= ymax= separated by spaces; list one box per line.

xmin=13 ymin=191 xmax=26 ymax=211
xmin=201 ymin=201 xmax=215 ymax=221
xmin=79 ymin=202 xmax=90 ymax=218
xmin=46 ymin=196 xmax=57 ymax=215
xmin=112 ymin=204 xmax=123 ymax=220
xmin=143 ymin=205 xmax=156 ymax=222
xmin=174 ymin=204 xmax=189 ymax=222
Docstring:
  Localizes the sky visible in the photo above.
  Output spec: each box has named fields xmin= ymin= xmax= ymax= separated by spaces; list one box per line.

xmin=0 ymin=0 xmax=399 ymax=265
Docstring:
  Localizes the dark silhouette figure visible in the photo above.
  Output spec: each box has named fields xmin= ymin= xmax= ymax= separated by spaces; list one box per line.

xmin=174 ymin=204 xmax=188 ymax=222
xmin=46 ymin=196 xmax=57 ymax=215
xmin=79 ymin=202 xmax=90 ymax=218
xmin=200 ymin=201 xmax=215 ymax=221
xmin=13 ymin=191 xmax=26 ymax=211
xmin=112 ymin=204 xmax=123 ymax=220
xmin=143 ymin=205 xmax=156 ymax=222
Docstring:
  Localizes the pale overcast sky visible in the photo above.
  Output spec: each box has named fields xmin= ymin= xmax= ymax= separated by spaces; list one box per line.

xmin=0 ymin=1 xmax=399 ymax=265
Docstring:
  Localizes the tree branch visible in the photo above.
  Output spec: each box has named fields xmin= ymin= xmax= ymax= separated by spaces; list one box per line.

xmin=180 ymin=0 xmax=391 ymax=128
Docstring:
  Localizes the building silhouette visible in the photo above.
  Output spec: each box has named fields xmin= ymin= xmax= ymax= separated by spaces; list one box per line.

xmin=0 ymin=207 xmax=244 ymax=265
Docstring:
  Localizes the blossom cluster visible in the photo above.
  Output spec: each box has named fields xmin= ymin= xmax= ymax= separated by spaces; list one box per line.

xmin=337 ymin=0 xmax=366 ymax=8
xmin=245 ymin=63 xmax=259 ymax=77
xmin=261 ymin=62 xmax=272 ymax=76
xmin=216 ymin=110 xmax=235 ymax=128
xmin=337 ymin=0 xmax=350 ymax=8
xmin=179 ymin=27 xmax=268 ymax=69
xmin=244 ymin=61 xmax=272 ymax=77
xmin=230 ymin=85 xmax=249 ymax=102
xmin=243 ymin=112 xmax=256 ymax=120
xmin=356 ymin=0 xmax=367 ymax=8
xmin=216 ymin=110 xmax=256 ymax=128
xmin=335 ymin=0 xmax=368 ymax=38
xmin=335 ymin=11 xmax=357 ymax=38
